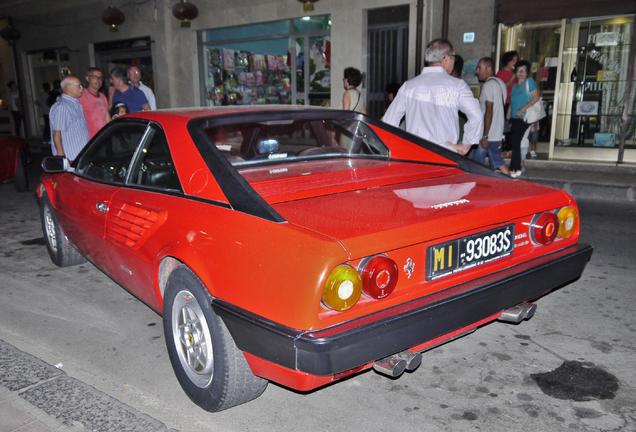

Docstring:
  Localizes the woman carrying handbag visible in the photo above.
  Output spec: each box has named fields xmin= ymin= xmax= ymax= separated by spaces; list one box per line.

xmin=507 ymin=60 xmax=542 ymax=178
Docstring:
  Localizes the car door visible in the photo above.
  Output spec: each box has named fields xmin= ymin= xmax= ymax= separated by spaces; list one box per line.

xmin=103 ymin=123 xmax=183 ymax=308
xmin=56 ymin=120 xmax=150 ymax=266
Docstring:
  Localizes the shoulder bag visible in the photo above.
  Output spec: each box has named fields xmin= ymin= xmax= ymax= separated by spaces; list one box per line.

xmin=523 ymin=80 xmax=546 ymax=124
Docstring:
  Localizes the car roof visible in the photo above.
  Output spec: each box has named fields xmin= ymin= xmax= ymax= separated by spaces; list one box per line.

xmin=124 ymin=104 xmax=335 ymax=122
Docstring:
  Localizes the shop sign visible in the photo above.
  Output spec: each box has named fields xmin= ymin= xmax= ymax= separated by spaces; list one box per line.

xmin=591 ymin=32 xmax=621 ymax=47
xmin=576 ymin=101 xmax=598 ymax=116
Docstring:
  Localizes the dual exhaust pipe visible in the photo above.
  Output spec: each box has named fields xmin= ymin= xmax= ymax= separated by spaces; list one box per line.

xmin=373 ymin=349 xmax=422 ymax=378
xmin=372 ymin=302 xmax=537 ymax=378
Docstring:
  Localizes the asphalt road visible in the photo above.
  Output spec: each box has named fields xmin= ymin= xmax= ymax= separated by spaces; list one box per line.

xmin=1 ymin=181 xmax=635 ymax=432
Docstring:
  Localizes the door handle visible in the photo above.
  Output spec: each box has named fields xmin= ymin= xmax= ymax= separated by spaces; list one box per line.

xmin=96 ymin=202 xmax=109 ymax=213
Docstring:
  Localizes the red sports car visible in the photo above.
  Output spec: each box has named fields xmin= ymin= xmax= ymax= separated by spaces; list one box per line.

xmin=37 ymin=107 xmax=592 ymax=411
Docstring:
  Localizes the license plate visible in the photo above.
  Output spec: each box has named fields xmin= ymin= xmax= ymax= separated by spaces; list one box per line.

xmin=426 ymin=225 xmax=515 ymax=280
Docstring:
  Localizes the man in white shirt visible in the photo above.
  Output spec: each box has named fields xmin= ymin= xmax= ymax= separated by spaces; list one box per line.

xmin=382 ymin=39 xmax=482 ymax=155
xmin=127 ymin=66 xmax=157 ymax=110
xmin=473 ymin=57 xmax=509 ymax=174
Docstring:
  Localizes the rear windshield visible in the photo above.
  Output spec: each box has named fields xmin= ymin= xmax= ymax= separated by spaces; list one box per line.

xmin=203 ymin=118 xmax=389 ymax=166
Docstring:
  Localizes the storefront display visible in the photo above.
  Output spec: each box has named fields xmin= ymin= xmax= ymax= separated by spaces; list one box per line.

xmin=499 ymin=14 xmax=635 ymax=160
xmin=204 ymin=45 xmax=291 ymax=106
xmin=200 ymin=16 xmax=330 ymax=107
xmin=556 ymin=16 xmax=634 ymax=149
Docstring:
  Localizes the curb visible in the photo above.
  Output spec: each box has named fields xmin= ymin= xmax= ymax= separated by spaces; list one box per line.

xmin=524 ymin=177 xmax=635 ymax=203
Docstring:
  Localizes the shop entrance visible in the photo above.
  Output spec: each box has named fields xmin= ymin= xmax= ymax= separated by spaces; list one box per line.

xmin=498 ymin=15 xmax=636 ymax=162
xmin=366 ymin=6 xmax=409 ymax=119
xmin=94 ymin=37 xmax=154 ymax=104
xmin=499 ymin=21 xmax=561 ymax=155
xmin=556 ymin=16 xmax=635 ymax=153
xmin=25 ymin=48 xmax=73 ymax=141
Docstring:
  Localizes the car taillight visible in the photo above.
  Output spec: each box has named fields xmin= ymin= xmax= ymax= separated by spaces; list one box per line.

xmin=557 ymin=206 xmax=577 ymax=238
xmin=530 ymin=212 xmax=559 ymax=245
xmin=360 ymin=256 xmax=398 ymax=299
xmin=321 ymin=264 xmax=362 ymax=311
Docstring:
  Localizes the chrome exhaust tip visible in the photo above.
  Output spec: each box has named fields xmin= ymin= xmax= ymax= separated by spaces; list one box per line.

xmin=396 ymin=349 xmax=422 ymax=371
xmin=498 ymin=302 xmax=537 ymax=324
xmin=373 ymin=355 xmax=407 ymax=378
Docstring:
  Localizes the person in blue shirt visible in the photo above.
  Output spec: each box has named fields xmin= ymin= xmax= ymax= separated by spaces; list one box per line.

xmin=109 ymin=67 xmax=149 ymax=113
xmin=507 ymin=60 xmax=540 ymax=177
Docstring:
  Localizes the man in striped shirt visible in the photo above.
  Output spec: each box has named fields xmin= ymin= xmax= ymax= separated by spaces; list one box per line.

xmin=49 ymin=76 xmax=90 ymax=162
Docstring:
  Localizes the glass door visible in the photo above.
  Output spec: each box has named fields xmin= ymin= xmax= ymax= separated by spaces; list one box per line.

xmin=555 ymin=15 xmax=635 ymax=150
xmin=499 ymin=21 xmax=563 ymax=150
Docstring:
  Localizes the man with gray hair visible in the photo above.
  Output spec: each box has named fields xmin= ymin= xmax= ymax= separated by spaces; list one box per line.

xmin=49 ymin=75 xmax=89 ymax=162
xmin=382 ymin=38 xmax=482 ymax=155
xmin=128 ymin=66 xmax=156 ymax=110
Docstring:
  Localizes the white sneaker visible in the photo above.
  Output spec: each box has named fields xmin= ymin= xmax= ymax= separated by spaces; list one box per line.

xmin=510 ymin=170 xmax=522 ymax=178
xmin=530 ymin=151 xmax=538 ymax=159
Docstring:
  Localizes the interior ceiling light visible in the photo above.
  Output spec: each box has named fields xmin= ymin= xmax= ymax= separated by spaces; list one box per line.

xmin=297 ymin=0 xmax=319 ymax=13
xmin=172 ymin=0 xmax=199 ymax=28
xmin=102 ymin=5 xmax=126 ymax=32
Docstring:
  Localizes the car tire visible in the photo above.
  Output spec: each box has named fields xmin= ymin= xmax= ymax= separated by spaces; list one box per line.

xmin=40 ymin=196 xmax=86 ymax=267
xmin=14 ymin=148 xmax=28 ymax=192
xmin=163 ymin=265 xmax=267 ymax=412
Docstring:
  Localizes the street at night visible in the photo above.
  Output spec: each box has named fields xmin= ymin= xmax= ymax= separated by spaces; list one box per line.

xmin=1 ymin=181 xmax=634 ymax=431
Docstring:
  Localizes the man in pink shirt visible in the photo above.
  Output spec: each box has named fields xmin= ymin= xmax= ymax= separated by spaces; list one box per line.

xmin=79 ymin=67 xmax=110 ymax=138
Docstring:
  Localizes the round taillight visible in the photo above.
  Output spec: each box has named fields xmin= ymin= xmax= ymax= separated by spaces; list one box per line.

xmin=360 ymin=256 xmax=398 ymax=299
xmin=557 ymin=206 xmax=577 ymax=238
xmin=531 ymin=212 xmax=559 ymax=245
xmin=322 ymin=265 xmax=362 ymax=311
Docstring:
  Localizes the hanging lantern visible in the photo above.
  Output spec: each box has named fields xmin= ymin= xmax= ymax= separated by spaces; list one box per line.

xmin=0 ymin=25 xmax=21 ymax=43
xmin=102 ymin=6 xmax=126 ymax=32
xmin=172 ymin=1 xmax=199 ymax=28
xmin=297 ymin=0 xmax=319 ymax=12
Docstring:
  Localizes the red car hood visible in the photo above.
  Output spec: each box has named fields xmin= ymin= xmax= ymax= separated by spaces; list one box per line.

xmin=241 ymin=159 xmax=568 ymax=257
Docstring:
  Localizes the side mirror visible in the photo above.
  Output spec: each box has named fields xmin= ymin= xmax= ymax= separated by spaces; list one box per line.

xmin=41 ymin=156 xmax=69 ymax=173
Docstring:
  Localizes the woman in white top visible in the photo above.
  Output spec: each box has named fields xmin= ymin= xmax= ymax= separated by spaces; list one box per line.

xmin=342 ymin=67 xmax=366 ymax=114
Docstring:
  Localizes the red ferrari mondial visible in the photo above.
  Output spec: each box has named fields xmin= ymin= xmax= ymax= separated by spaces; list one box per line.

xmin=38 ymin=107 xmax=592 ymax=411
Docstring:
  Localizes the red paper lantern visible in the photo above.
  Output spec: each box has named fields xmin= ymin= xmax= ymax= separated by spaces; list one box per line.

xmin=102 ymin=6 xmax=125 ymax=32
xmin=0 ymin=25 xmax=20 ymax=43
xmin=172 ymin=1 xmax=199 ymax=28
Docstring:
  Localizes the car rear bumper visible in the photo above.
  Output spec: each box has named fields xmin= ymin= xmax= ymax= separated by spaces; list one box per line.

xmin=213 ymin=243 xmax=592 ymax=377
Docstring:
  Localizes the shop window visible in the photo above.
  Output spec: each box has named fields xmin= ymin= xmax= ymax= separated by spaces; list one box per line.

xmin=292 ymin=15 xmax=331 ymax=33
xmin=200 ymin=16 xmax=330 ymax=108
xmin=556 ymin=16 xmax=635 ymax=148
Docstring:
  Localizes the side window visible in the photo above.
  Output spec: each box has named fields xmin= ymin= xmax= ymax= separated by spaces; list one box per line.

xmin=129 ymin=125 xmax=182 ymax=192
xmin=76 ymin=122 xmax=148 ymax=184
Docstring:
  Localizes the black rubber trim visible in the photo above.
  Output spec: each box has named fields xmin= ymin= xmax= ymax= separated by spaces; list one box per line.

xmin=213 ymin=243 xmax=593 ymax=376
xmin=59 ymin=171 xmax=232 ymax=210
xmin=188 ymin=114 xmax=288 ymax=222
